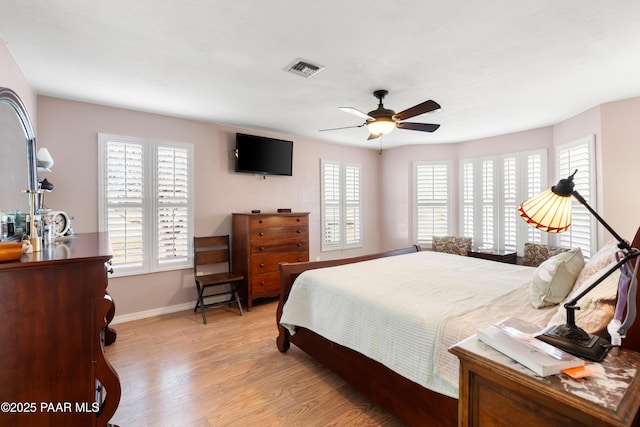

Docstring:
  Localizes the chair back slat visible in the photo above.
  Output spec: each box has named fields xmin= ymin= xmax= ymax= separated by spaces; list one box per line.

xmin=195 ymin=249 xmax=229 ymax=265
xmin=193 ymin=235 xmax=232 ymax=270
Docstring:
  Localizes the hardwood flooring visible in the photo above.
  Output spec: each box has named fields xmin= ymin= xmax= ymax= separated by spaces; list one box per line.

xmin=106 ymin=300 xmax=405 ymax=427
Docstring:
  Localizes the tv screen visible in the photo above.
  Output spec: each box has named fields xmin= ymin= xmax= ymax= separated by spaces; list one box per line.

xmin=235 ymin=133 xmax=293 ymax=176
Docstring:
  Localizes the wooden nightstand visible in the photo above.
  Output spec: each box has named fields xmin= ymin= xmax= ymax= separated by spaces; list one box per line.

xmin=450 ymin=335 xmax=640 ymax=426
xmin=467 ymin=248 xmax=517 ymax=264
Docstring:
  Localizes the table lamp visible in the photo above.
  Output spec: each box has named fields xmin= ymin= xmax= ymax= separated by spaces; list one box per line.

xmin=518 ymin=170 xmax=640 ymax=361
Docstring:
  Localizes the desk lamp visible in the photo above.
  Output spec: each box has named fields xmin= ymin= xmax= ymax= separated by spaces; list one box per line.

xmin=518 ymin=170 xmax=640 ymax=361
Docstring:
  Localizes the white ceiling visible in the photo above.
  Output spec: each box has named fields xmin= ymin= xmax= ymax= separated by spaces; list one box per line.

xmin=1 ymin=1 xmax=640 ymax=149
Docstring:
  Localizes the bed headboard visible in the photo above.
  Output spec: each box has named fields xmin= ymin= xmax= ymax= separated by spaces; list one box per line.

xmin=623 ymin=226 xmax=640 ymax=352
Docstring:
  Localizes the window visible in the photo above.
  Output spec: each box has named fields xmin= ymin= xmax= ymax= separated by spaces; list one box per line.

xmin=556 ymin=135 xmax=596 ymax=258
xmin=321 ymin=160 xmax=361 ymax=251
xmin=98 ymin=134 xmax=194 ymax=276
xmin=461 ymin=150 xmax=547 ymax=254
xmin=414 ymin=161 xmax=451 ymax=246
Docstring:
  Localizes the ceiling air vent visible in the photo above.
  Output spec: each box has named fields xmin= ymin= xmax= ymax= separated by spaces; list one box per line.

xmin=284 ymin=58 xmax=324 ymax=78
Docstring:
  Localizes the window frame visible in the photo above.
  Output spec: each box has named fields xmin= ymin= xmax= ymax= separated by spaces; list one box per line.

xmin=460 ymin=149 xmax=547 ymax=254
xmin=413 ymin=160 xmax=452 ymax=247
xmin=98 ymin=133 xmax=194 ymax=277
xmin=555 ymin=135 xmax=596 ymax=258
xmin=320 ymin=159 xmax=362 ymax=251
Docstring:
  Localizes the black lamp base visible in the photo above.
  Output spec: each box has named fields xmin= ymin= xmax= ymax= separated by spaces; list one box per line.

xmin=536 ymin=324 xmax=611 ymax=362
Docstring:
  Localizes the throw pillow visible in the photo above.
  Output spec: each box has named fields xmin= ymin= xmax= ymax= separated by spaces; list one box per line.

xmin=432 ymin=236 xmax=472 ymax=256
xmin=530 ymin=247 xmax=584 ymax=309
xmin=523 ymin=242 xmax=570 ymax=267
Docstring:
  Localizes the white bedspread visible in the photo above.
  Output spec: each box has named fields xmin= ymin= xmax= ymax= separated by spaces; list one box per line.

xmin=280 ymin=251 xmax=557 ymax=398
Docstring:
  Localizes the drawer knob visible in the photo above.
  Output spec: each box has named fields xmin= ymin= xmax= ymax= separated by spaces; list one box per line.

xmin=259 ymin=246 xmax=265 ymax=251
xmin=297 ymin=242 xmax=302 ymax=247
xmin=259 ymin=232 xmax=264 ymax=236
xmin=296 ymin=229 xmax=301 ymax=233
xmin=297 ymin=258 xmax=302 ymax=262
xmin=259 ymin=263 xmax=265 ymax=268
xmin=260 ymin=281 xmax=265 ymax=286
xmin=296 ymin=218 xmax=300 ymax=222
xmin=259 ymin=219 xmax=263 ymax=224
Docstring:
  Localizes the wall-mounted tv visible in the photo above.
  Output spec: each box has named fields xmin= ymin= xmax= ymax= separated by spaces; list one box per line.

xmin=235 ymin=133 xmax=293 ymax=176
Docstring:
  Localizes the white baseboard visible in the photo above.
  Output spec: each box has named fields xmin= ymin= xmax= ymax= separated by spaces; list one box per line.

xmin=111 ymin=301 xmax=195 ymax=325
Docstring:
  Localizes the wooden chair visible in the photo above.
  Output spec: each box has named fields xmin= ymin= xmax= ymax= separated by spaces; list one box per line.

xmin=193 ymin=235 xmax=244 ymax=324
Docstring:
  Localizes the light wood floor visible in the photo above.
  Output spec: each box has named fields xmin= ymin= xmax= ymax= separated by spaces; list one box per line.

xmin=106 ymin=300 xmax=405 ymax=427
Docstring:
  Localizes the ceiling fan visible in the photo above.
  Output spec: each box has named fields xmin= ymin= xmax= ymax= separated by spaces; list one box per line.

xmin=321 ymin=90 xmax=441 ymax=140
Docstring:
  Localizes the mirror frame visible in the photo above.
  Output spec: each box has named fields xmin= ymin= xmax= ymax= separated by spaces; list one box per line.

xmin=0 ymin=86 xmax=38 ymax=213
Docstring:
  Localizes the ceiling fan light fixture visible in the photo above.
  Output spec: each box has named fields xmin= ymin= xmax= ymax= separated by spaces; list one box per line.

xmin=367 ymin=118 xmax=396 ymax=136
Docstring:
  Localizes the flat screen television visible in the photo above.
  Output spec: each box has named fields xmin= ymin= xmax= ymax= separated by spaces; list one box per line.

xmin=235 ymin=133 xmax=293 ymax=176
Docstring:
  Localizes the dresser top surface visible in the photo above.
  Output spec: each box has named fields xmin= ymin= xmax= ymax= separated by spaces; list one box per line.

xmin=0 ymin=232 xmax=112 ymax=271
xmin=233 ymin=212 xmax=309 ymax=216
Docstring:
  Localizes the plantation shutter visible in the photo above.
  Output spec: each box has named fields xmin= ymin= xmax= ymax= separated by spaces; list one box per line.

xmin=103 ymin=138 xmax=146 ymax=271
xmin=415 ymin=162 xmax=450 ymax=246
xmin=156 ymin=145 xmax=190 ymax=265
xmin=502 ymin=156 xmax=517 ymax=252
xmin=480 ymin=159 xmax=495 ymax=249
xmin=557 ymin=136 xmax=595 ymax=258
xmin=344 ymin=164 xmax=361 ymax=246
xmin=461 ymin=160 xmax=475 ymax=239
xmin=525 ymin=151 xmax=544 ymax=244
xmin=322 ymin=160 xmax=342 ymax=250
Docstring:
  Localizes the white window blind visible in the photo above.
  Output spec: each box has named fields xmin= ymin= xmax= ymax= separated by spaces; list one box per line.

xmin=461 ymin=160 xmax=474 ymax=239
xmin=414 ymin=161 xmax=450 ymax=246
xmin=344 ymin=164 xmax=361 ymax=245
xmin=155 ymin=145 xmax=190 ymax=267
xmin=99 ymin=134 xmax=194 ymax=276
xmin=502 ymin=156 xmax=517 ymax=252
xmin=321 ymin=160 xmax=362 ymax=251
xmin=524 ymin=151 xmax=545 ymax=244
xmin=101 ymin=137 xmax=146 ymax=271
xmin=556 ymin=136 xmax=596 ymax=258
xmin=480 ymin=159 xmax=495 ymax=249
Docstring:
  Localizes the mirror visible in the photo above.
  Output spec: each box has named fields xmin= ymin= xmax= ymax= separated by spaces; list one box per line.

xmin=0 ymin=87 xmax=38 ymax=234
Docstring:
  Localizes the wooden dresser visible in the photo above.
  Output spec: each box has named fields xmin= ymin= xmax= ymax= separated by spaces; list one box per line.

xmin=0 ymin=232 xmax=121 ymax=427
xmin=232 ymin=212 xmax=309 ymax=310
xmin=450 ymin=335 xmax=640 ymax=427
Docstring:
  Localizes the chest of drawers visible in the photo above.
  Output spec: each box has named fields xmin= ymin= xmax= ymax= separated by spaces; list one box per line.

xmin=232 ymin=212 xmax=309 ymax=310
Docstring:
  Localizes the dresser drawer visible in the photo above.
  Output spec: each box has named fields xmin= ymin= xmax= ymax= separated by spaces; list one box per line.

xmin=251 ymin=236 xmax=308 ymax=255
xmin=250 ymin=225 xmax=308 ymax=240
xmin=249 ymin=271 xmax=281 ymax=293
xmin=250 ymin=215 xmax=308 ymax=228
xmin=250 ymin=252 xmax=309 ymax=274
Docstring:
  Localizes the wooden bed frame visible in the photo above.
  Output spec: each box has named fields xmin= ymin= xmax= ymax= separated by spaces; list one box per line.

xmin=276 ymin=229 xmax=640 ymax=427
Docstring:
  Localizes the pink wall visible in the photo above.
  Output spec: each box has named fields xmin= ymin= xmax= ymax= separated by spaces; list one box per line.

xmin=0 ymin=39 xmax=36 ymax=121
xmin=600 ymin=97 xmax=640 ymax=240
xmin=36 ymin=96 xmax=382 ymax=316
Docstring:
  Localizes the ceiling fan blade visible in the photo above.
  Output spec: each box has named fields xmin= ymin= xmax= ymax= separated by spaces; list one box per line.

xmin=393 ymin=100 xmax=441 ymax=121
xmin=339 ymin=107 xmax=374 ymax=121
xmin=319 ymin=123 xmax=366 ymax=132
xmin=396 ymin=122 xmax=441 ymax=132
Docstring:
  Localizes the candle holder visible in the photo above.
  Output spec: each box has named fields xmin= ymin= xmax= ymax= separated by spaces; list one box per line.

xmin=22 ymin=189 xmax=43 ymax=252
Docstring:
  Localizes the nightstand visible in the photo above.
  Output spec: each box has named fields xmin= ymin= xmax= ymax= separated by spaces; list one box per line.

xmin=450 ymin=335 xmax=640 ymax=426
xmin=467 ymin=248 xmax=517 ymax=264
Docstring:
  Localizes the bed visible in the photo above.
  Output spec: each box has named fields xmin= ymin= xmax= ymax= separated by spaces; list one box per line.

xmin=275 ymin=228 xmax=640 ymax=427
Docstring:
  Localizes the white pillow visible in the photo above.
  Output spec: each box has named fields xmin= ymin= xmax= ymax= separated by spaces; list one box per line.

xmin=530 ymin=247 xmax=584 ymax=309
